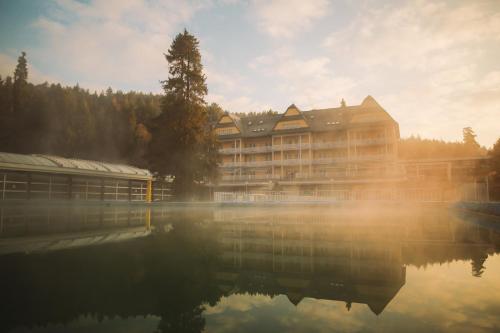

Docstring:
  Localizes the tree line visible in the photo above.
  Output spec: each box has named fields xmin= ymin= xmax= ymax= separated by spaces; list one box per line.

xmin=398 ymin=128 xmax=487 ymax=160
xmin=0 ymin=52 xmax=162 ymax=167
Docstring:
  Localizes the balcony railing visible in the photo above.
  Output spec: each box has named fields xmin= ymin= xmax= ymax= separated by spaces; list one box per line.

xmin=219 ymin=170 xmax=405 ymax=183
xmin=221 ymin=175 xmax=279 ymax=182
xmin=312 ymin=155 xmax=391 ymax=164
xmin=219 ymin=146 xmax=273 ymax=154
xmin=220 ymin=160 xmax=273 ymax=168
xmin=221 ymin=154 xmax=392 ymax=169
xmin=279 ymin=159 xmax=309 ymax=166
xmin=312 ymin=142 xmax=347 ymax=149
xmin=244 ymin=160 xmax=274 ymax=167
xmin=219 ymin=147 xmax=240 ymax=154
xmin=242 ymin=146 xmax=273 ymax=153
xmin=272 ymin=143 xmax=311 ymax=151
xmin=220 ymin=139 xmax=389 ymax=155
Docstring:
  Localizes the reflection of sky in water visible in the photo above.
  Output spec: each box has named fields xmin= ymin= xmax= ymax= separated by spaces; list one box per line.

xmin=10 ymin=316 xmax=161 ymax=333
xmin=203 ymin=256 xmax=500 ymax=333
xmin=2 ymin=204 xmax=500 ymax=332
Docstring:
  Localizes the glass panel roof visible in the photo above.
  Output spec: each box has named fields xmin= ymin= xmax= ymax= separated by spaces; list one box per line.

xmin=0 ymin=152 xmax=151 ymax=177
xmin=0 ymin=152 xmax=58 ymax=167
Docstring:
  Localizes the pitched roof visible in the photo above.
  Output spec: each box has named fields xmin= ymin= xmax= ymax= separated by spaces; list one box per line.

xmin=216 ymin=96 xmax=398 ymax=139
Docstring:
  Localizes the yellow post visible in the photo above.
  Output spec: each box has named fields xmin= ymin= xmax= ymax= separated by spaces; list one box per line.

xmin=145 ymin=206 xmax=151 ymax=230
xmin=146 ymin=179 xmax=152 ymax=203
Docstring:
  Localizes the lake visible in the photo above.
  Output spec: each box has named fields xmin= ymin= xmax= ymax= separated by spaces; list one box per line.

xmin=1 ymin=203 xmax=499 ymax=333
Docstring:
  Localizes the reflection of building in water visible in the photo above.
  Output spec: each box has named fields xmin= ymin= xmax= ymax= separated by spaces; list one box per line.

xmin=213 ymin=207 xmax=500 ymax=314
xmin=0 ymin=204 xmax=152 ymax=255
xmin=214 ymin=219 xmax=406 ymax=315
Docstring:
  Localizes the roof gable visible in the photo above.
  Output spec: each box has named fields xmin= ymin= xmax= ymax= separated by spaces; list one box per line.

xmin=216 ymin=113 xmax=241 ymax=136
xmin=272 ymin=104 xmax=310 ymax=131
xmin=283 ymin=104 xmax=301 ymax=117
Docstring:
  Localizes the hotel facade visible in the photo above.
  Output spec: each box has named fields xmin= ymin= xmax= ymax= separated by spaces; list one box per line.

xmin=214 ymin=96 xmax=403 ymax=193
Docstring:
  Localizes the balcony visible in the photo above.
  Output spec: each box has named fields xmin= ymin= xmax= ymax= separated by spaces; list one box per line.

xmin=221 ymin=174 xmax=278 ymax=182
xmin=219 ymin=146 xmax=273 ymax=154
xmin=312 ymin=141 xmax=347 ymax=149
xmin=279 ymin=158 xmax=309 ymax=166
xmin=219 ymin=147 xmax=239 ymax=154
xmin=219 ymin=169 xmax=403 ymax=183
xmin=221 ymin=154 xmax=392 ymax=169
xmin=244 ymin=160 xmax=274 ymax=167
xmin=242 ymin=146 xmax=273 ymax=154
xmin=220 ymin=160 xmax=273 ymax=168
xmin=219 ymin=139 xmax=389 ymax=155
xmin=272 ymin=143 xmax=311 ymax=151
xmin=311 ymin=155 xmax=391 ymax=164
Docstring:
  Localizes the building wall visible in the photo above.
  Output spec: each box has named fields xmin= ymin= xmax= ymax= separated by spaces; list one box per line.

xmin=0 ymin=169 xmax=164 ymax=202
xmin=218 ymin=122 xmax=399 ymax=187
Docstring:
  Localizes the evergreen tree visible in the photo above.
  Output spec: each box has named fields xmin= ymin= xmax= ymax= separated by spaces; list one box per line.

xmin=471 ymin=252 xmax=488 ymax=277
xmin=463 ymin=127 xmax=480 ymax=149
xmin=162 ymin=29 xmax=207 ymax=105
xmin=0 ymin=76 xmax=14 ymax=150
xmin=148 ymin=30 xmax=219 ymax=198
xmin=13 ymin=51 xmax=28 ymax=113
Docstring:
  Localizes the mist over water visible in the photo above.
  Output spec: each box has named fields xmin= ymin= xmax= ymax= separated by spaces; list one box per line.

xmin=1 ymin=203 xmax=499 ymax=333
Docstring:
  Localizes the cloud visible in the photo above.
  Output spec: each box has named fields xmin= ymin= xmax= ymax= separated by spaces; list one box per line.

xmin=250 ymin=48 xmax=358 ymax=109
xmin=321 ymin=0 xmax=500 ymax=146
xmin=252 ymin=0 xmax=330 ymax=38
xmin=207 ymin=92 xmax=270 ymax=113
xmin=324 ymin=0 xmax=500 ymax=70
xmin=28 ymin=0 xmax=207 ymax=92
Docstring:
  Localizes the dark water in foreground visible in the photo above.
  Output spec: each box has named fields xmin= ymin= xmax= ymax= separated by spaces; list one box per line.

xmin=1 ymin=203 xmax=499 ymax=333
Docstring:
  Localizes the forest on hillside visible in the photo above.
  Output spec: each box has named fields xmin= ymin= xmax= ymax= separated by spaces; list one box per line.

xmin=398 ymin=133 xmax=487 ymax=160
xmin=0 ymin=55 xmax=161 ymax=167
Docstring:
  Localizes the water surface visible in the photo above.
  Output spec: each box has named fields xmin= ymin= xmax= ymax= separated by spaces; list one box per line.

xmin=1 ymin=203 xmax=499 ymax=333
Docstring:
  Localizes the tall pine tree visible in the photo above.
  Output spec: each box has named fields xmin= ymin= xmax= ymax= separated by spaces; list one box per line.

xmin=13 ymin=51 xmax=28 ymax=114
xmin=148 ymin=30 xmax=219 ymax=198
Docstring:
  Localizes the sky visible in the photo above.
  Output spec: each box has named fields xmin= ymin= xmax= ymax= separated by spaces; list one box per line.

xmin=0 ymin=0 xmax=499 ymax=147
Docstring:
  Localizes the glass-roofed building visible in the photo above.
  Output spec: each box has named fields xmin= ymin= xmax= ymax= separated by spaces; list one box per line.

xmin=0 ymin=152 xmax=154 ymax=201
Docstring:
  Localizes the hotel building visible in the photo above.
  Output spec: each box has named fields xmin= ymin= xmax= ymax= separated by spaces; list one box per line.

xmin=214 ymin=96 xmax=402 ymax=192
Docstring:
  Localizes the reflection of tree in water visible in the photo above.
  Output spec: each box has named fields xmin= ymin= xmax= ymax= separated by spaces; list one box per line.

xmin=156 ymin=307 xmax=205 ymax=333
xmin=471 ymin=252 xmax=488 ymax=277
